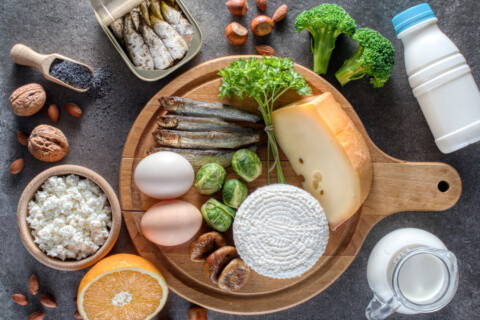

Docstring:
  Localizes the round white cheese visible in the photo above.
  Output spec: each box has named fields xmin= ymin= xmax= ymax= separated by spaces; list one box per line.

xmin=233 ymin=184 xmax=329 ymax=279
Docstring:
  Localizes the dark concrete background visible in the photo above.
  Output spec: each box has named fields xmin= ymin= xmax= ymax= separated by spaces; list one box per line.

xmin=1 ymin=0 xmax=478 ymax=319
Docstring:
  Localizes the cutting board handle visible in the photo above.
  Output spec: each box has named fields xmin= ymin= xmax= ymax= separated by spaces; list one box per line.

xmin=362 ymin=161 xmax=462 ymax=217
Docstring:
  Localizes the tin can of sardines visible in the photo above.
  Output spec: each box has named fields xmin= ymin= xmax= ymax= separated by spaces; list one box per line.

xmin=90 ymin=0 xmax=202 ymax=81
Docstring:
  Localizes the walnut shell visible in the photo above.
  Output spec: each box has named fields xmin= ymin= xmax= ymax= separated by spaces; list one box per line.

xmin=28 ymin=125 xmax=69 ymax=162
xmin=9 ymin=83 xmax=46 ymax=116
xmin=203 ymin=246 xmax=238 ymax=284
xmin=190 ymin=231 xmax=227 ymax=262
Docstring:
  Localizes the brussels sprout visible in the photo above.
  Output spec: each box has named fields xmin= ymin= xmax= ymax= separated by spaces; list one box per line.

xmin=201 ymin=198 xmax=236 ymax=232
xmin=195 ymin=163 xmax=227 ymax=195
xmin=222 ymin=179 xmax=248 ymax=209
xmin=231 ymin=149 xmax=262 ymax=182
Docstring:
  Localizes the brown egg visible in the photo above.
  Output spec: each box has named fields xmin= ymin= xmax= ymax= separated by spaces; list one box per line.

xmin=141 ymin=200 xmax=202 ymax=246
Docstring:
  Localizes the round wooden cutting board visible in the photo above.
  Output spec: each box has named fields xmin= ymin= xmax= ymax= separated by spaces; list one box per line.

xmin=119 ymin=56 xmax=461 ymax=315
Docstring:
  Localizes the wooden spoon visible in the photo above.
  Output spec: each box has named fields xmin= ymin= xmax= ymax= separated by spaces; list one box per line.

xmin=10 ymin=44 xmax=94 ymax=93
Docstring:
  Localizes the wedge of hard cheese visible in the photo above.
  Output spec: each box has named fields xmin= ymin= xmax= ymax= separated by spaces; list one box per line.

xmin=272 ymin=93 xmax=373 ymax=230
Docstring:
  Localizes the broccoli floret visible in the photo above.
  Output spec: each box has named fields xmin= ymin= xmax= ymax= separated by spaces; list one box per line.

xmin=335 ymin=28 xmax=395 ymax=88
xmin=295 ymin=4 xmax=356 ymax=74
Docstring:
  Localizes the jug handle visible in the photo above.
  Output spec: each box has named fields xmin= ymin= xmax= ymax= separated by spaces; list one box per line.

xmin=365 ymin=294 xmax=401 ymax=320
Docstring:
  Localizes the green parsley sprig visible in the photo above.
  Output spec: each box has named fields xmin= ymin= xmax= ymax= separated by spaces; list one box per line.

xmin=218 ymin=56 xmax=312 ymax=184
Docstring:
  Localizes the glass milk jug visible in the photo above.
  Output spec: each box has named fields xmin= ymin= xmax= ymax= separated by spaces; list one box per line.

xmin=392 ymin=3 xmax=480 ymax=153
xmin=366 ymin=228 xmax=458 ymax=319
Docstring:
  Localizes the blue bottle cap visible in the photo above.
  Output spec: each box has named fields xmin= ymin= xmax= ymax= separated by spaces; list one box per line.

xmin=392 ymin=3 xmax=436 ymax=35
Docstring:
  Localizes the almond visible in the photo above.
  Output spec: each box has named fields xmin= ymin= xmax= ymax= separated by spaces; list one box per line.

xmin=47 ymin=104 xmax=60 ymax=122
xmin=74 ymin=310 xmax=83 ymax=319
xmin=16 ymin=131 xmax=29 ymax=146
xmin=272 ymin=4 xmax=288 ymax=22
xmin=188 ymin=306 xmax=208 ymax=320
xmin=28 ymin=311 xmax=45 ymax=320
xmin=65 ymin=102 xmax=82 ymax=117
xmin=11 ymin=293 xmax=28 ymax=306
xmin=256 ymin=0 xmax=267 ymax=11
xmin=9 ymin=158 xmax=24 ymax=175
xmin=29 ymin=274 xmax=39 ymax=295
xmin=39 ymin=293 xmax=57 ymax=308
xmin=255 ymin=45 xmax=275 ymax=56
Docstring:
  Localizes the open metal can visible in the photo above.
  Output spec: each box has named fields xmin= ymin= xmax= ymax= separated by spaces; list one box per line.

xmin=90 ymin=0 xmax=203 ymax=81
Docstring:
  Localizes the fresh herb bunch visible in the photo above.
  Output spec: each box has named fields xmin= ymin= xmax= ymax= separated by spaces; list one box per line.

xmin=218 ymin=56 xmax=312 ymax=184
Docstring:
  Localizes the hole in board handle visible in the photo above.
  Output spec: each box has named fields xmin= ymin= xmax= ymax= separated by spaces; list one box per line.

xmin=438 ymin=181 xmax=450 ymax=192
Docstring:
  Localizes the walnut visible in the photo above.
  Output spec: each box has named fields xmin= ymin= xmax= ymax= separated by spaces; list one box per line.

xmin=28 ymin=125 xmax=69 ymax=162
xmin=9 ymin=83 xmax=46 ymax=116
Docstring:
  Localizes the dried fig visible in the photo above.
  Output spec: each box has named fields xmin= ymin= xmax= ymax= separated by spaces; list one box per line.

xmin=9 ymin=83 xmax=46 ymax=116
xmin=203 ymin=246 xmax=238 ymax=284
xmin=28 ymin=125 xmax=69 ymax=162
xmin=218 ymin=258 xmax=250 ymax=292
xmin=190 ymin=232 xmax=227 ymax=262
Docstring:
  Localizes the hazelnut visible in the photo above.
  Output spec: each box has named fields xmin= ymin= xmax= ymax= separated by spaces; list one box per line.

xmin=9 ymin=83 xmax=46 ymax=116
xmin=225 ymin=22 xmax=249 ymax=46
xmin=226 ymin=0 xmax=249 ymax=16
xmin=28 ymin=124 xmax=69 ymax=162
xmin=250 ymin=15 xmax=273 ymax=36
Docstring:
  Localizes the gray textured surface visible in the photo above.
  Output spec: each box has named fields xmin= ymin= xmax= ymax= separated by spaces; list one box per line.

xmin=1 ymin=0 xmax=479 ymax=319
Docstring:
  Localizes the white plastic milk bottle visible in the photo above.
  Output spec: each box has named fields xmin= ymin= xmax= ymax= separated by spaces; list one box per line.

xmin=392 ymin=3 xmax=480 ymax=153
xmin=365 ymin=228 xmax=458 ymax=319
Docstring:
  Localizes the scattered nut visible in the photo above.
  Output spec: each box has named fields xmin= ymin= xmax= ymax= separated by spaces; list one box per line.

xmin=188 ymin=305 xmax=208 ymax=320
xmin=11 ymin=293 xmax=28 ymax=306
xmin=204 ymin=246 xmax=239 ymax=284
xmin=65 ymin=102 xmax=82 ymax=117
xmin=16 ymin=131 xmax=29 ymax=146
xmin=226 ymin=0 xmax=249 ymax=16
xmin=9 ymin=158 xmax=24 ymax=175
xmin=218 ymin=258 xmax=250 ymax=292
xmin=74 ymin=310 xmax=83 ymax=319
xmin=190 ymin=231 xmax=227 ymax=262
xmin=29 ymin=274 xmax=39 ymax=295
xmin=9 ymin=83 xmax=46 ymax=117
xmin=47 ymin=104 xmax=60 ymax=123
xmin=39 ymin=293 xmax=57 ymax=308
xmin=251 ymin=15 xmax=273 ymax=36
xmin=255 ymin=45 xmax=275 ymax=56
xmin=272 ymin=4 xmax=288 ymax=22
xmin=225 ymin=22 xmax=249 ymax=46
xmin=28 ymin=124 xmax=69 ymax=162
xmin=256 ymin=0 xmax=267 ymax=11
xmin=28 ymin=311 xmax=45 ymax=320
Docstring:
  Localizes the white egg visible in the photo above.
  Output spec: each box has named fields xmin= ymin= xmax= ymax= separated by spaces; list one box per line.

xmin=134 ymin=151 xmax=194 ymax=199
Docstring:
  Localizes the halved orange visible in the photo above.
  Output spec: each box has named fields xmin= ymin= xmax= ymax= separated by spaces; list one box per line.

xmin=77 ymin=254 xmax=168 ymax=320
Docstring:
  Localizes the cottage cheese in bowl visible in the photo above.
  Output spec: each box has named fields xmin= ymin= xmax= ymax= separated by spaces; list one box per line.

xmin=26 ymin=174 xmax=112 ymax=260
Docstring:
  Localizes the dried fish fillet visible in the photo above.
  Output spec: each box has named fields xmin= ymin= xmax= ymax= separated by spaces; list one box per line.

xmin=160 ymin=0 xmax=194 ymax=43
xmin=124 ymin=13 xmax=154 ymax=70
xmin=139 ymin=19 xmax=174 ymax=70
xmin=160 ymin=96 xmax=262 ymax=123
xmin=157 ymin=115 xmax=254 ymax=133
xmin=155 ymin=129 xmax=261 ymax=149
xmin=150 ymin=13 xmax=188 ymax=60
